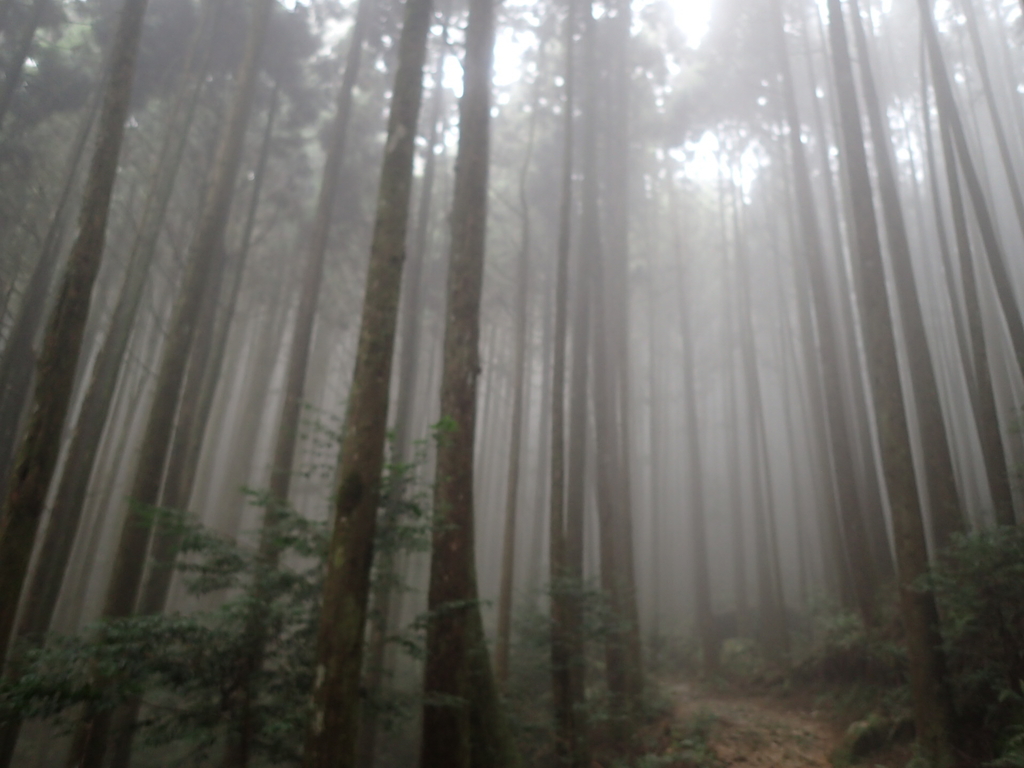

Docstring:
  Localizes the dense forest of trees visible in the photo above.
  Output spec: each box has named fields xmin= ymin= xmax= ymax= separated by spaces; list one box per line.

xmin=2 ymin=0 xmax=1024 ymax=764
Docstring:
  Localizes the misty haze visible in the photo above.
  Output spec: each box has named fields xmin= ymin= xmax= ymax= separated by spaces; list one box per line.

xmin=0 ymin=0 xmax=1022 ymax=765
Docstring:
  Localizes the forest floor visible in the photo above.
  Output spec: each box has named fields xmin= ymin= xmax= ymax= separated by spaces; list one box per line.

xmin=662 ymin=679 xmax=913 ymax=768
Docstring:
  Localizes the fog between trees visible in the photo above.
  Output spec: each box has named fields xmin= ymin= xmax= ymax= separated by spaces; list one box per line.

xmin=0 ymin=0 xmax=1023 ymax=764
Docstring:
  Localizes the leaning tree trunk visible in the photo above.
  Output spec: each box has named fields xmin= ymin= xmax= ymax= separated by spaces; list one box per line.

xmin=919 ymin=0 xmax=1024 ymax=382
xmin=930 ymin=65 xmax=1015 ymax=528
xmin=1 ymin=0 xmax=218 ymax=686
xmin=771 ymin=0 xmax=876 ymax=623
xmin=418 ymin=0 xmax=515 ymax=764
xmin=848 ymin=0 xmax=965 ymax=548
xmin=299 ymin=0 xmax=433 ymax=762
xmin=0 ymin=87 xmax=100 ymax=504
xmin=0 ymin=0 xmax=148 ymax=668
xmin=64 ymin=0 xmax=273 ymax=763
xmin=827 ymin=1 xmax=956 ymax=763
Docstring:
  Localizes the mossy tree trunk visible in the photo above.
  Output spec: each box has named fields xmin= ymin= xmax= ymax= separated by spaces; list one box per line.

xmin=418 ymin=0 xmax=515 ymax=764
xmin=299 ymin=0 xmax=433 ymax=762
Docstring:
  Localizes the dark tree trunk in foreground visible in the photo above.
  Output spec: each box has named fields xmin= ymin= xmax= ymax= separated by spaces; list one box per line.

xmin=357 ymin=44 xmax=447 ymax=768
xmin=65 ymin=0 xmax=273 ymax=763
xmin=300 ymin=0 xmax=432 ymax=762
xmin=828 ymin=1 xmax=956 ymax=763
xmin=0 ymin=0 xmax=148 ymax=668
xmin=418 ymin=0 xmax=515 ymax=764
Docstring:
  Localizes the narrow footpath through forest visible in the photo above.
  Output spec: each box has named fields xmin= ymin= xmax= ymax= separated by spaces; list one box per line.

xmin=667 ymin=681 xmax=841 ymax=768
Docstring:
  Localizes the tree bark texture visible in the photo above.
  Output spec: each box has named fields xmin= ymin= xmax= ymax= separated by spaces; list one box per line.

xmin=300 ymin=0 xmax=433 ymax=763
xmin=418 ymin=0 xmax=515 ymax=764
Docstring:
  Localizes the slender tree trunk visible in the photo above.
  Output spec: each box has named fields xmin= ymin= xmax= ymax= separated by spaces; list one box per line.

xmin=494 ymin=45 xmax=539 ymax=684
xmin=0 ymin=0 xmax=148 ymax=668
xmin=419 ymin=0 xmax=514 ymax=764
xmin=775 ymin=0 xmax=879 ymax=620
xmin=548 ymin=0 xmax=584 ymax=762
xmin=300 ymin=0 xmax=433 ymax=762
xmin=356 ymin=43 xmax=446 ymax=768
xmin=930 ymin=66 xmax=1015 ymax=528
xmin=828 ymin=1 xmax=956 ymax=762
xmin=733 ymin=196 xmax=788 ymax=658
xmin=848 ymin=0 xmax=965 ymax=548
xmin=65 ymin=0 xmax=273 ymax=763
xmin=670 ymin=193 xmax=716 ymax=675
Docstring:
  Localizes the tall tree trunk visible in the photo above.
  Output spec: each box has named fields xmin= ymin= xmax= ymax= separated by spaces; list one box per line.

xmin=418 ymin=0 xmax=514 ymax=764
xmin=670 ymin=193 xmax=716 ymax=675
xmin=827 ymin=1 xmax=956 ymax=762
xmin=548 ymin=0 xmax=584 ymax=762
xmin=0 ymin=0 xmax=148 ymax=668
xmin=356 ymin=42 xmax=446 ymax=768
xmin=732 ymin=185 xmax=788 ymax=658
xmin=929 ymin=58 xmax=1015 ymax=528
xmin=494 ymin=44 xmax=538 ymax=684
xmin=300 ymin=0 xmax=433 ymax=762
xmin=65 ymin=0 xmax=273 ymax=763
xmin=772 ymin=0 xmax=878 ymax=623
xmin=848 ymin=0 xmax=965 ymax=548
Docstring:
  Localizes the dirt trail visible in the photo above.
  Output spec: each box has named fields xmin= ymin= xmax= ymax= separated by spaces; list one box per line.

xmin=669 ymin=682 xmax=839 ymax=767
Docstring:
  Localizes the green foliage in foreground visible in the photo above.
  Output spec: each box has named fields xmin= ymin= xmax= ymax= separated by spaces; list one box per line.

xmin=1 ymin=503 xmax=325 ymax=763
xmin=0 ymin=448 xmax=432 ymax=765
xmin=929 ymin=525 xmax=1024 ymax=765
xmin=790 ymin=525 xmax=1024 ymax=765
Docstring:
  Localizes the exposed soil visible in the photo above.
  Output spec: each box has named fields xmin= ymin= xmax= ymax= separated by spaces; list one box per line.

xmin=663 ymin=681 xmax=914 ymax=768
xmin=669 ymin=681 xmax=837 ymax=767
